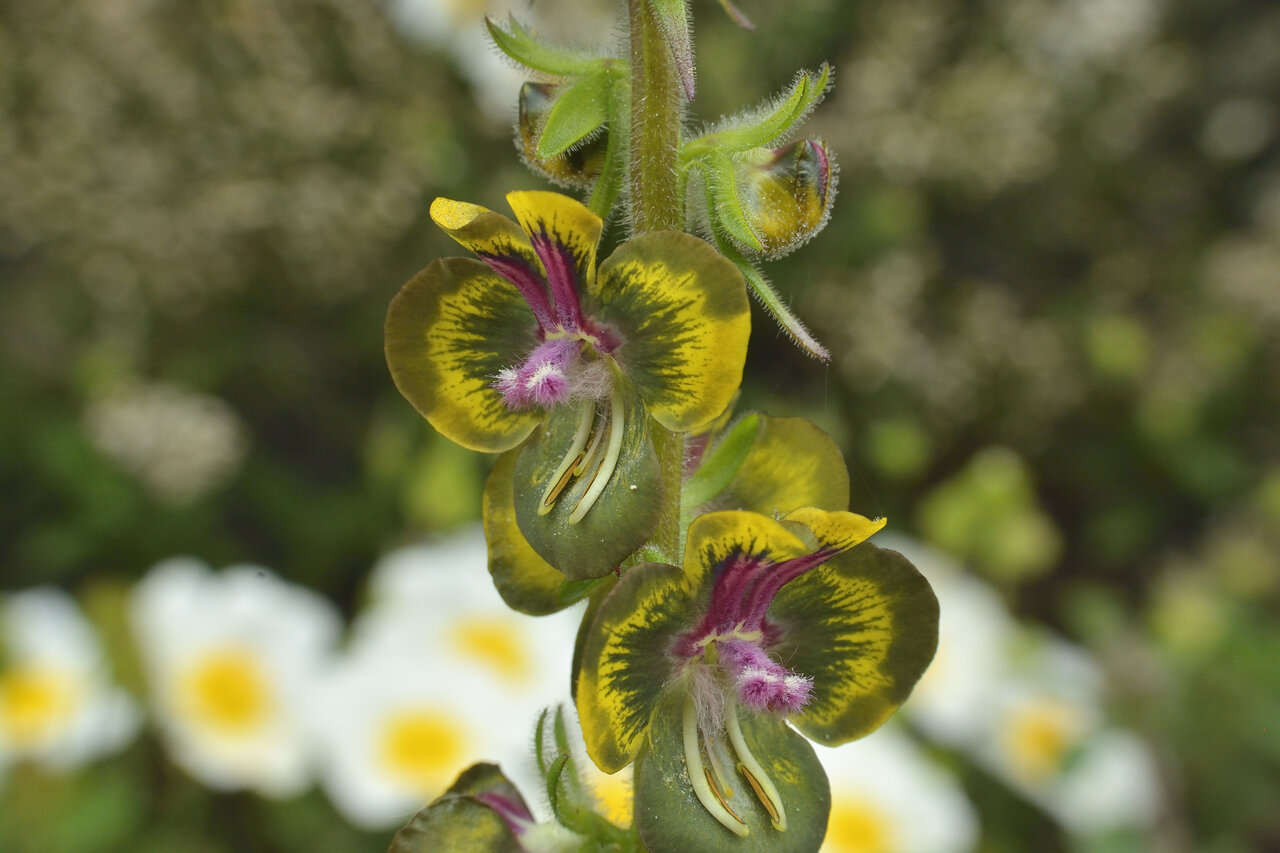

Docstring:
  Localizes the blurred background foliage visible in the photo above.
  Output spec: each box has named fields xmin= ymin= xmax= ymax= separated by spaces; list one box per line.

xmin=1 ymin=0 xmax=1277 ymax=850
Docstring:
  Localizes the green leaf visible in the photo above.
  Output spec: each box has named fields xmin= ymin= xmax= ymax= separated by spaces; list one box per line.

xmin=390 ymin=764 xmax=528 ymax=853
xmin=683 ymin=413 xmax=760 ymax=508
xmin=513 ymin=383 xmax=663 ymax=580
xmin=771 ymin=541 xmax=939 ymax=745
xmin=484 ymin=450 xmax=600 ymax=614
xmin=486 ymin=15 xmax=603 ymax=77
xmin=537 ymin=73 xmax=611 ymax=159
xmin=634 ymin=694 xmax=831 ymax=853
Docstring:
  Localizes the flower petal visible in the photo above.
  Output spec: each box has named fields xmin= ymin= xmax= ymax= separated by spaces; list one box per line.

xmin=506 ymin=190 xmax=603 ymax=332
xmin=591 ymin=231 xmax=749 ymax=433
xmin=682 ymin=511 xmax=809 ymax=595
xmin=389 ymin=763 xmax=528 ymax=853
xmin=430 ymin=197 xmax=556 ymax=330
xmin=633 ymin=692 xmax=830 ymax=853
xmin=576 ymin=562 xmax=692 ymax=773
xmin=386 ymin=257 xmax=541 ymax=452
xmin=513 ymin=383 xmax=663 ymax=580
xmin=768 ymin=541 xmax=939 ymax=745
xmin=483 ymin=450 xmax=601 ymax=615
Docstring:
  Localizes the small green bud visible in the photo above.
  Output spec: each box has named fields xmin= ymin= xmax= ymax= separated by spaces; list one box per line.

xmin=518 ymin=82 xmax=608 ymax=189
xmin=734 ymin=138 xmax=836 ymax=258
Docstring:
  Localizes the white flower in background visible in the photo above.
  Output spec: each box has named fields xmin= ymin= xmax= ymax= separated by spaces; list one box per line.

xmin=816 ymin=724 xmax=978 ymax=853
xmin=879 ymin=534 xmax=1017 ymax=747
xmin=0 ymin=588 xmax=139 ymax=773
xmin=885 ymin=533 xmax=1163 ymax=837
xmin=384 ymin=0 xmax=617 ymax=121
xmin=977 ymin=640 xmax=1160 ymax=835
xmin=310 ymin=527 xmax=581 ymax=830
xmin=130 ymin=558 xmax=341 ymax=797
xmin=84 ymin=381 xmax=247 ymax=504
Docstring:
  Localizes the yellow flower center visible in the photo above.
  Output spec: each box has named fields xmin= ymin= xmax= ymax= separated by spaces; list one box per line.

xmin=176 ymin=648 xmax=272 ymax=735
xmin=824 ymin=794 xmax=895 ymax=853
xmin=378 ymin=709 xmax=466 ymax=790
xmin=451 ymin=617 xmax=529 ymax=684
xmin=1004 ymin=698 xmax=1082 ymax=782
xmin=0 ymin=666 xmax=78 ymax=748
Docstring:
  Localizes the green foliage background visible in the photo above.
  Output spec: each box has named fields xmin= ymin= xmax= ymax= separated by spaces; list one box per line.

xmin=2 ymin=0 xmax=1277 ymax=850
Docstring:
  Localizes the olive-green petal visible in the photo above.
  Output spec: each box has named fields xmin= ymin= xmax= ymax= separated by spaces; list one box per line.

xmin=389 ymin=764 xmax=527 ymax=853
xmin=592 ymin=231 xmax=749 ymax=434
xmin=386 ymin=257 xmax=541 ymax=453
xmin=682 ymin=510 xmax=809 ymax=594
xmin=576 ymin=561 xmax=693 ymax=773
xmin=708 ymin=415 xmax=850 ymax=516
xmin=506 ymin=190 xmax=603 ymax=295
xmin=768 ymin=541 xmax=939 ymax=745
xmin=513 ymin=384 xmax=663 ymax=580
xmin=634 ymin=693 xmax=830 ymax=853
xmin=483 ymin=450 xmax=598 ymax=615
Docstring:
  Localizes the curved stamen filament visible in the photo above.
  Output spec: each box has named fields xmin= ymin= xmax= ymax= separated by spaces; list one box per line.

xmin=726 ymin=708 xmax=787 ymax=831
xmin=568 ymin=388 xmax=625 ymax=524
xmin=539 ymin=402 xmax=595 ymax=514
xmin=683 ymin=695 xmax=749 ymax=837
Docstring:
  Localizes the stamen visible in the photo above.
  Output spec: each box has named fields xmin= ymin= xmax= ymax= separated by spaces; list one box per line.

xmin=683 ymin=695 xmax=749 ymax=837
xmin=702 ymin=728 xmax=736 ymax=800
xmin=539 ymin=402 xmax=595 ymax=514
xmin=567 ymin=388 xmax=625 ymax=524
xmin=726 ymin=708 xmax=787 ymax=831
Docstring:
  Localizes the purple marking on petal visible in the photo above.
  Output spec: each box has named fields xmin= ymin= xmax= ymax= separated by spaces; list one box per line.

xmin=484 ymin=255 xmax=556 ymax=332
xmin=530 ymin=231 xmax=586 ymax=332
xmin=740 ymin=548 xmax=838 ymax=630
xmin=472 ymin=792 xmax=535 ymax=835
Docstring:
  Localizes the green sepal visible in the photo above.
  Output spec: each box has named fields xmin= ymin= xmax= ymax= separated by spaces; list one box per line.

xmin=684 ymin=65 xmax=831 ymax=157
xmin=389 ymin=763 xmax=527 ymax=853
xmin=537 ymin=68 xmax=620 ymax=160
xmin=683 ymin=413 xmax=760 ymax=508
xmin=770 ymin=541 xmax=939 ymax=745
xmin=513 ymin=384 xmax=663 ymax=580
xmin=576 ymin=562 xmax=692 ymax=772
xmin=634 ymin=694 xmax=831 ymax=853
xmin=711 ymin=415 xmax=849 ymax=516
xmin=711 ymin=229 xmax=831 ymax=361
xmin=484 ymin=451 xmax=602 ymax=614
xmin=486 ymin=14 xmax=603 ymax=77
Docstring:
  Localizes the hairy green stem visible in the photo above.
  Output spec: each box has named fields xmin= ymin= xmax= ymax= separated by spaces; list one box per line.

xmin=628 ymin=0 xmax=688 ymax=560
xmin=628 ymin=0 xmax=682 ymax=234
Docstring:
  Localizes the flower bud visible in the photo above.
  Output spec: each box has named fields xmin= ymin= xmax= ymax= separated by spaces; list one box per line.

xmin=517 ymin=82 xmax=607 ymax=189
xmin=734 ymin=139 xmax=836 ymax=258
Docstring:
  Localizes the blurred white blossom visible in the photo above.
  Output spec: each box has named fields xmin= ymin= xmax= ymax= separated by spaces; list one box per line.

xmin=309 ymin=527 xmax=581 ymax=829
xmin=816 ymin=724 xmax=978 ymax=853
xmin=130 ymin=558 xmax=341 ymax=797
xmin=84 ymin=381 xmax=247 ymax=504
xmin=0 ymin=588 xmax=139 ymax=775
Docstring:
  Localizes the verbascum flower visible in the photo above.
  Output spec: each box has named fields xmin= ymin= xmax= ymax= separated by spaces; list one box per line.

xmin=575 ymin=508 xmax=938 ymax=852
xmin=0 ymin=588 xmax=139 ymax=772
xmin=130 ymin=558 xmax=341 ymax=797
xmin=386 ymin=190 xmax=749 ymax=578
xmin=484 ymin=412 xmax=852 ymax=618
